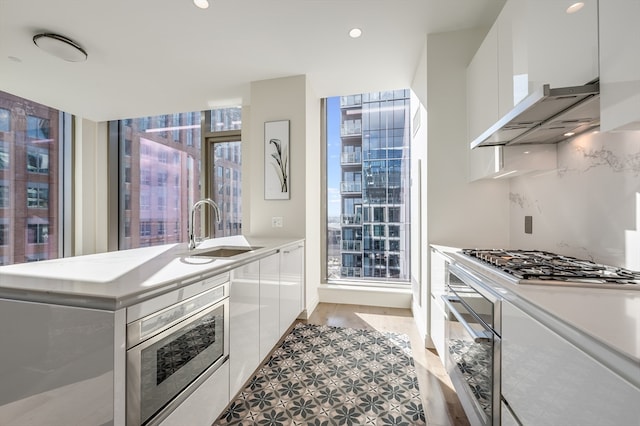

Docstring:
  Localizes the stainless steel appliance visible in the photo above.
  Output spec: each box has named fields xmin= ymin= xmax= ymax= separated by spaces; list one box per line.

xmin=462 ymin=248 xmax=640 ymax=289
xmin=126 ymin=280 xmax=229 ymax=425
xmin=443 ymin=262 xmax=501 ymax=426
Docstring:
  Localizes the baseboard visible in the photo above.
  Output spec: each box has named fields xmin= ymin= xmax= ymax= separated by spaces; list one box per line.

xmin=318 ymin=284 xmax=411 ymax=308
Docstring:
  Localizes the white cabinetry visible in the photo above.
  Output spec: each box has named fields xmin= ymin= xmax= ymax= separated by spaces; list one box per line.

xmin=467 ymin=24 xmax=499 ymax=144
xmin=229 ymin=261 xmax=261 ymax=397
xmin=526 ymin=0 xmax=598 ymax=90
xmin=428 ymin=247 xmax=447 ymax=364
xmin=599 ymin=0 xmax=640 ymax=131
xmin=159 ymin=361 xmax=229 ymax=426
xmin=502 ymin=301 xmax=640 ymax=425
xmin=259 ymin=252 xmax=280 ymax=361
xmin=279 ymin=242 xmax=304 ymax=336
xmin=467 ymin=0 xmax=595 ymax=180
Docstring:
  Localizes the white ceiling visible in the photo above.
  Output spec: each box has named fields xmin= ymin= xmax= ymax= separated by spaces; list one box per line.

xmin=0 ymin=0 xmax=504 ymax=122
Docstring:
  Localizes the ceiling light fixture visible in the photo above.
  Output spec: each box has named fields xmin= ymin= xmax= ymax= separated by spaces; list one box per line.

xmin=193 ymin=0 xmax=209 ymax=9
xmin=33 ymin=33 xmax=87 ymax=62
xmin=349 ymin=28 xmax=362 ymax=38
xmin=564 ymin=131 xmax=576 ymax=137
xmin=566 ymin=2 xmax=584 ymax=14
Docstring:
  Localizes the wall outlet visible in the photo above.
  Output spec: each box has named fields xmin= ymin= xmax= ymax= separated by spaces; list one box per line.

xmin=525 ymin=215 xmax=533 ymax=234
xmin=272 ymin=217 xmax=283 ymax=228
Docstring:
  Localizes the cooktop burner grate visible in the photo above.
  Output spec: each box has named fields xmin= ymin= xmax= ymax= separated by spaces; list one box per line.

xmin=462 ymin=249 xmax=640 ymax=285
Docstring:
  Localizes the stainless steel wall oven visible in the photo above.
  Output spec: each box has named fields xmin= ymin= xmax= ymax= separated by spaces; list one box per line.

xmin=126 ymin=280 xmax=229 ymax=425
xmin=443 ymin=262 xmax=501 ymax=426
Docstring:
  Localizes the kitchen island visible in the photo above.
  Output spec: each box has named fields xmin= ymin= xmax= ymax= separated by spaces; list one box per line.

xmin=0 ymin=235 xmax=304 ymax=426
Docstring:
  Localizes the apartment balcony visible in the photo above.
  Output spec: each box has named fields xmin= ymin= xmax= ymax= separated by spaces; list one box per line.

xmin=340 ymin=266 xmax=362 ymax=278
xmin=340 ymin=214 xmax=362 ymax=225
xmin=340 ymin=125 xmax=362 ymax=138
xmin=340 ymin=151 xmax=362 ymax=165
xmin=341 ymin=239 xmax=362 ymax=252
xmin=340 ymin=95 xmax=362 ymax=108
xmin=340 ymin=181 xmax=362 ymax=194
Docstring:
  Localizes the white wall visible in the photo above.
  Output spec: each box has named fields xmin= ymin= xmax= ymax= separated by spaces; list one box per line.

xmin=509 ymin=130 xmax=640 ymax=269
xmin=246 ymin=74 xmax=320 ymax=316
xmin=410 ymin=40 xmax=428 ymax=341
xmin=426 ymin=28 xmax=510 ymax=249
xmin=247 ymin=75 xmax=308 ymax=238
xmin=411 ymin=28 xmax=511 ymax=346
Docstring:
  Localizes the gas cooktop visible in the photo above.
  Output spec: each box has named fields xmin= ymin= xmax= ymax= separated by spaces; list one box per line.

xmin=462 ymin=249 xmax=640 ymax=289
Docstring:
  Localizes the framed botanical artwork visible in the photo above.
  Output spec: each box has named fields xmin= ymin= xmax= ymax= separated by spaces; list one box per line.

xmin=264 ymin=120 xmax=290 ymax=200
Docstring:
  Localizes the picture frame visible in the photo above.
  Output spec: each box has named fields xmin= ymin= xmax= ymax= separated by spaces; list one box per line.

xmin=264 ymin=120 xmax=290 ymax=200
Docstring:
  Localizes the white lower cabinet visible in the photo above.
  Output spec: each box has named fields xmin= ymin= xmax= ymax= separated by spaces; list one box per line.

xmin=159 ymin=361 xmax=229 ymax=426
xmin=428 ymin=247 xmax=447 ymax=364
xmin=229 ymin=260 xmax=261 ymax=397
xmin=279 ymin=242 xmax=304 ymax=336
xmin=259 ymin=253 xmax=280 ymax=360
xmin=502 ymin=301 xmax=640 ymax=425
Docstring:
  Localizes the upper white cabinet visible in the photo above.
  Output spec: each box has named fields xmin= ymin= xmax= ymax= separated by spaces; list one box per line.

xmin=467 ymin=24 xmax=499 ymax=143
xmin=599 ymin=0 xmax=640 ymax=131
xmin=468 ymin=0 xmax=598 ymax=142
xmin=279 ymin=242 xmax=304 ymax=336
xmin=525 ymin=0 xmax=599 ymax=90
xmin=502 ymin=301 xmax=640 ymax=425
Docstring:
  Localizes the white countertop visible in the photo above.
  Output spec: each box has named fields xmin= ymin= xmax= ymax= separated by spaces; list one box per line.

xmin=0 ymin=236 xmax=303 ymax=310
xmin=432 ymin=245 xmax=640 ymax=365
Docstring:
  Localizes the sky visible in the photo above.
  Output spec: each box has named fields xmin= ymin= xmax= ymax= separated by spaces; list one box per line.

xmin=326 ymin=96 xmax=341 ymax=218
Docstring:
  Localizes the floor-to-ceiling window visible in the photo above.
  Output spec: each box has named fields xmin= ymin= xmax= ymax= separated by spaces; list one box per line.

xmin=114 ymin=107 xmax=243 ymax=249
xmin=115 ymin=112 xmax=202 ymax=249
xmin=326 ymin=90 xmax=411 ymax=285
xmin=0 ymin=91 xmax=71 ymax=265
xmin=206 ymin=107 xmax=242 ymax=238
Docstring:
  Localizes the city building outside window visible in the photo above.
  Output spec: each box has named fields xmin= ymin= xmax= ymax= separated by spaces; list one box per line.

xmin=115 ymin=107 xmax=242 ymax=249
xmin=207 ymin=107 xmax=242 ymax=238
xmin=115 ymin=112 xmax=202 ymax=250
xmin=0 ymin=91 xmax=68 ymax=265
xmin=326 ymin=90 xmax=411 ymax=284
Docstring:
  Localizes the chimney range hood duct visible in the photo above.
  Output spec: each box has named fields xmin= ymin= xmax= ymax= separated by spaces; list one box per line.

xmin=470 ymin=82 xmax=600 ymax=149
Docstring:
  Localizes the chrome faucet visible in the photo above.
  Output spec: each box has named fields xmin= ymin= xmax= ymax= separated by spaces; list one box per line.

xmin=188 ymin=198 xmax=221 ymax=250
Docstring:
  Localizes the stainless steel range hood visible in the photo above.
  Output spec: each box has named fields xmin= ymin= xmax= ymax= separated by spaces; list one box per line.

xmin=470 ymin=82 xmax=600 ymax=149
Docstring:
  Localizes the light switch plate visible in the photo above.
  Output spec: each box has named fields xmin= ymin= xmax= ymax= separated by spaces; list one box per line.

xmin=272 ymin=217 xmax=283 ymax=228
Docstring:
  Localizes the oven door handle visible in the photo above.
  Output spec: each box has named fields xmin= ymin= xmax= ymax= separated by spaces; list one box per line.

xmin=441 ymin=295 xmax=493 ymax=343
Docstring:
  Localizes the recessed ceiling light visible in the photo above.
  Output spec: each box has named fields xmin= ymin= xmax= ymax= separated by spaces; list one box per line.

xmin=33 ymin=33 xmax=87 ymax=62
xmin=566 ymin=2 xmax=584 ymax=14
xmin=564 ymin=132 xmax=575 ymax=137
xmin=194 ymin=0 xmax=209 ymax=9
xmin=349 ymin=28 xmax=362 ymax=38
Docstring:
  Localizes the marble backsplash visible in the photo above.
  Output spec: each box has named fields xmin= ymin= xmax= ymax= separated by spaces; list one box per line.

xmin=509 ymin=130 xmax=640 ymax=270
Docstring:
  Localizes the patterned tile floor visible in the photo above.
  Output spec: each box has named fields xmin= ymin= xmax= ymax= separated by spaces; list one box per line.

xmin=215 ymin=323 xmax=426 ymax=426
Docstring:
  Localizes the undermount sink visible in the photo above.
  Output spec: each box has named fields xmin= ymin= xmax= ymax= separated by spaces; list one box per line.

xmin=190 ymin=246 xmax=263 ymax=258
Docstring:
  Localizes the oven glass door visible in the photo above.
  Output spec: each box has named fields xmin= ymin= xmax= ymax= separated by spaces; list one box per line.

xmin=445 ymin=269 xmax=498 ymax=425
xmin=128 ymin=299 xmax=227 ymax=425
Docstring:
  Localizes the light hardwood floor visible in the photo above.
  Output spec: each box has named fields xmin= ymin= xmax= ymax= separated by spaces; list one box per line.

xmin=302 ymin=303 xmax=470 ymax=426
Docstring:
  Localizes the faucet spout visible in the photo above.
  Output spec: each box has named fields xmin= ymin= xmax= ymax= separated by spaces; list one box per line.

xmin=188 ymin=198 xmax=221 ymax=250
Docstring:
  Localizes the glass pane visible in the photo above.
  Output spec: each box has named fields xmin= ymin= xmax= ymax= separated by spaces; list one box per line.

xmin=211 ymin=140 xmax=242 ymax=238
xmin=118 ymin=112 xmax=202 ymax=249
xmin=0 ymin=91 xmax=63 ymax=265
xmin=326 ymin=90 xmax=411 ymax=284
xmin=210 ymin=107 xmax=242 ymax=132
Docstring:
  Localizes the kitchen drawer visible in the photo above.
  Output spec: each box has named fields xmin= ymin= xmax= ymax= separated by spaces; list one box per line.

xmin=159 ymin=361 xmax=229 ymax=426
xmin=502 ymin=301 xmax=640 ymax=425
